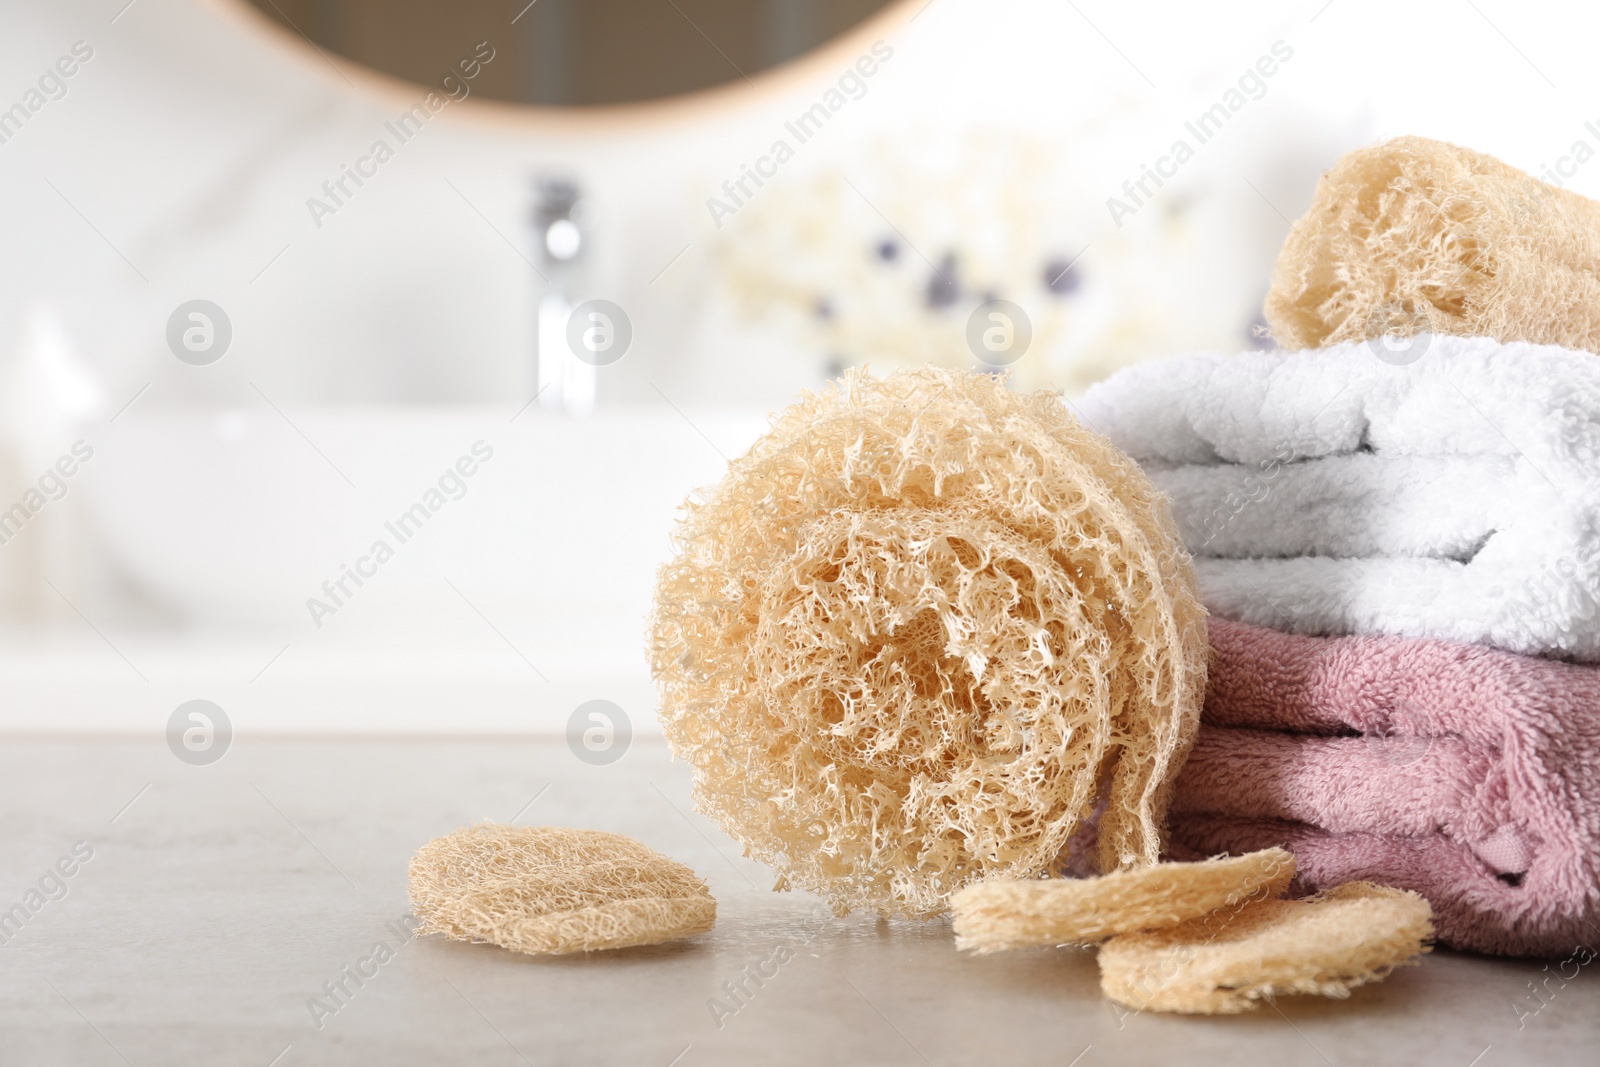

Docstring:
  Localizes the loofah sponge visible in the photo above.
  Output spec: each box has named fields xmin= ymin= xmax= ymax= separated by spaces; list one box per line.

xmin=1098 ymin=881 xmax=1434 ymax=1014
xmin=1265 ymin=136 xmax=1600 ymax=353
xmin=407 ymin=824 xmax=716 ymax=955
xmin=952 ymin=847 xmax=1294 ymax=953
xmin=649 ymin=367 xmax=1208 ymax=917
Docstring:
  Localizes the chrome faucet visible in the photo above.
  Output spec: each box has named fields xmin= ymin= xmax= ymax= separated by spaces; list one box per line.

xmin=533 ymin=176 xmax=592 ymax=413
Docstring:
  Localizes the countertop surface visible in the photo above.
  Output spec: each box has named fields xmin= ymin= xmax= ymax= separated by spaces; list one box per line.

xmin=2 ymin=737 xmax=1594 ymax=1066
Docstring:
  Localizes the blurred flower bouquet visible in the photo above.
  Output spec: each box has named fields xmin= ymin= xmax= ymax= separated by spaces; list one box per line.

xmin=705 ymin=121 xmax=1321 ymax=394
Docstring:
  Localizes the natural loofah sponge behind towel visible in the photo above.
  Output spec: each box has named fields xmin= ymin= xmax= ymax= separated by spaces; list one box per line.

xmin=649 ymin=368 xmax=1207 ymax=917
xmin=1264 ymin=136 xmax=1600 ymax=352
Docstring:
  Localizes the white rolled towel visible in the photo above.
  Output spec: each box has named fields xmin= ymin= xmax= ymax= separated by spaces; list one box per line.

xmin=1077 ymin=335 xmax=1600 ymax=659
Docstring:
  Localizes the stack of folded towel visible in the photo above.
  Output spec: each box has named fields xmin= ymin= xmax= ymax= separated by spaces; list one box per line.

xmin=1167 ymin=618 xmax=1599 ymax=957
xmin=1078 ymin=137 xmax=1600 ymax=957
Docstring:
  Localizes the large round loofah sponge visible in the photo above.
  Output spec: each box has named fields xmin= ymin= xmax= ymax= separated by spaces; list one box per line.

xmin=952 ymin=847 xmax=1295 ymax=953
xmin=1098 ymin=881 xmax=1434 ymax=1015
xmin=649 ymin=367 xmax=1208 ymax=917
xmin=1264 ymin=136 xmax=1600 ymax=352
xmin=408 ymin=824 xmax=716 ymax=955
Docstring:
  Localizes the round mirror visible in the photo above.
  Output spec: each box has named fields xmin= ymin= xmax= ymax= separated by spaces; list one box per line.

xmin=241 ymin=0 xmax=903 ymax=107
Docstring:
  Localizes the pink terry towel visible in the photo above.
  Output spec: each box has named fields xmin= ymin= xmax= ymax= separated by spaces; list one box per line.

xmin=1166 ymin=617 xmax=1600 ymax=957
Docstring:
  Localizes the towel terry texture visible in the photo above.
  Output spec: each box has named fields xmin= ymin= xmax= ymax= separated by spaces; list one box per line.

xmin=1077 ymin=335 xmax=1600 ymax=660
xmin=1166 ymin=617 xmax=1600 ymax=957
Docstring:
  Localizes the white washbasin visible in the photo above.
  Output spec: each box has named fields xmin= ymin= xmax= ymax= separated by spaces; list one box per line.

xmin=81 ymin=405 xmax=768 ymax=691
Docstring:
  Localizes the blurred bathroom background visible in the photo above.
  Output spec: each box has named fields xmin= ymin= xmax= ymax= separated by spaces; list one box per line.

xmin=1 ymin=0 xmax=1595 ymax=734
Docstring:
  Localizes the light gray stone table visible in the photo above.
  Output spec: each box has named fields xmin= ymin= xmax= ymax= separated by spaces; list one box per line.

xmin=0 ymin=738 xmax=1594 ymax=1066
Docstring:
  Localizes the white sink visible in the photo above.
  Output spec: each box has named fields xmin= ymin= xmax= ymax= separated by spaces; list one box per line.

xmin=48 ymin=405 xmax=770 ymax=733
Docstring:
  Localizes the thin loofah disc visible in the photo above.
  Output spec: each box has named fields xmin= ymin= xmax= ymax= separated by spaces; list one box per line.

xmin=407 ymin=824 xmax=716 ymax=955
xmin=1098 ymin=881 xmax=1434 ymax=1014
xmin=1264 ymin=136 xmax=1600 ymax=352
xmin=952 ymin=847 xmax=1295 ymax=953
xmin=649 ymin=367 xmax=1208 ymax=917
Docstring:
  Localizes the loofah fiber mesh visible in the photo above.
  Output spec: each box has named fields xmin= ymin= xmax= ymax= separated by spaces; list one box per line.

xmin=1098 ymin=881 xmax=1435 ymax=1015
xmin=407 ymin=824 xmax=716 ymax=955
xmin=649 ymin=367 xmax=1208 ymax=917
xmin=1264 ymin=136 xmax=1600 ymax=352
xmin=952 ymin=847 xmax=1294 ymax=953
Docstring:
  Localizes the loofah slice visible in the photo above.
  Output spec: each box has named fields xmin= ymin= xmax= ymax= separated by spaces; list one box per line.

xmin=649 ymin=367 xmax=1208 ymax=917
xmin=408 ymin=824 xmax=716 ymax=955
xmin=1098 ymin=881 xmax=1434 ymax=1014
xmin=952 ymin=847 xmax=1295 ymax=953
xmin=1264 ymin=136 xmax=1600 ymax=353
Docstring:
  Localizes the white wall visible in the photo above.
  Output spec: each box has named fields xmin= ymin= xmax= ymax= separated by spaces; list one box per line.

xmin=7 ymin=0 xmax=1599 ymax=409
